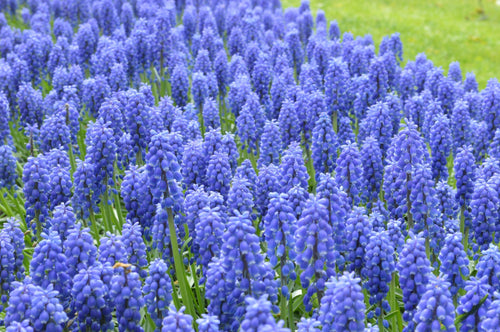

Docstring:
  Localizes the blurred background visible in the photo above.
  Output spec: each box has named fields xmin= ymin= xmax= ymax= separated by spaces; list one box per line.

xmin=283 ymin=0 xmax=500 ymax=88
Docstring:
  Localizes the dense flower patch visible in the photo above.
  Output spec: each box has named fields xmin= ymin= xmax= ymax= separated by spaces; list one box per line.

xmin=0 ymin=0 xmax=498 ymax=331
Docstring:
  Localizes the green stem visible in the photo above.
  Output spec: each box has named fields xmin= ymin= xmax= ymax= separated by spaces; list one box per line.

xmin=0 ymin=190 xmax=14 ymax=216
xmin=280 ymin=294 xmax=288 ymax=330
xmin=287 ymin=293 xmax=294 ymax=332
xmin=389 ymin=273 xmax=402 ymax=331
xmin=167 ymin=206 xmax=196 ymax=320
xmin=460 ymin=205 xmax=469 ymax=249
xmin=89 ymin=209 xmax=100 ymax=245
xmin=378 ymin=301 xmax=385 ymax=332
xmin=191 ymin=263 xmax=205 ymax=313
xmin=35 ymin=210 xmax=41 ymax=240
xmin=102 ymin=188 xmax=114 ymax=233
xmin=113 ymin=190 xmax=125 ymax=230
xmin=68 ymin=143 xmax=76 ymax=178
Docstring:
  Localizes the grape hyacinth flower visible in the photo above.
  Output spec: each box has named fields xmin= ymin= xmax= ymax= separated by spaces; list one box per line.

xmin=197 ymin=314 xmax=220 ymax=332
xmin=30 ymin=231 xmax=71 ymax=302
xmin=240 ymin=296 xmax=284 ymax=332
xmin=318 ymin=272 xmax=366 ymax=332
xmin=263 ymin=192 xmax=297 ymax=295
xmin=258 ymin=120 xmax=283 ymax=168
xmin=0 ymin=233 xmax=14 ymax=311
xmin=110 ymin=264 xmax=145 ymax=332
xmin=295 ymin=196 xmax=337 ymax=311
xmin=23 ymin=156 xmax=50 ymax=236
xmin=297 ymin=318 xmax=321 ymax=332
xmin=161 ymin=306 xmax=194 ymax=332
xmin=481 ymin=293 xmax=500 ymax=331
xmin=397 ymin=233 xmax=432 ymax=330
xmin=206 ymin=152 xmax=232 ymax=200
xmin=335 ymin=141 xmax=365 ymax=206
xmin=4 ymin=280 xmax=41 ymax=328
xmin=0 ymin=145 xmax=17 ymax=189
xmin=456 ymin=276 xmax=491 ymax=332
xmin=361 ymin=136 xmax=384 ymax=205
xmin=316 ymin=173 xmax=350 ymax=269
xmin=72 ymin=160 xmax=100 ymax=221
xmin=1 ymin=218 xmax=25 ymax=281
xmin=279 ymin=142 xmax=309 ymax=194
xmin=476 ymin=244 xmax=500 ymax=295
xmin=196 ymin=207 xmax=225 ymax=275
xmin=71 ymin=265 xmax=114 ymax=331
xmin=413 ymin=275 xmax=456 ymax=331
xmin=438 ymin=232 xmax=469 ymax=298
xmin=63 ymin=225 xmax=97 ymax=279
xmin=311 ymin=112 xmax=338 ymax=175
xmin=143 ymin=259 xmax=173 ymax=331
xmin=362 ymin=231 xmax=395 ymax=323
xmin=470 ymin=179 xmax=499 ymax=252
xmin=346 ymin=207 xmax=372 ymax=273
xmin=98 ymin=232 xmax=126 ymax=266
xmin=122 ymin=221 xmax=148 ymax=279
xmin=30 ymin=285 xmax=68 ymax=332
xmin=429 ymin=113 xmax=452 ymax=181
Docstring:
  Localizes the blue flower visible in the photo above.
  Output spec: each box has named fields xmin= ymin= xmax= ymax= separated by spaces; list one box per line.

xmin=71 ymin=265 xmax=114 ymax=331
xmin=110 ymin=264 xmax=145 ymax=332
xmin=318 ymin=272 xmax=366 ymax=332
xmin=335 ymin=141 xmax=365 ymax=206
xmin=146 ymin=131 xmax=183 ymax=211
xmin=481 ymin=78 xmax=500 ymax=140
xmin=397 ymin=233 xmax=432 ymax=330
xmin=359 ymin=101 xmax=394 ymax=156
xmin=72 ymin=160 xmax=100 ymax=221
xmin=197 ymin=314 xmax=220 ymax=332
xmin=481 ymin=292 xmax=500 ymax=331
xmin=84 ymin=118 xmax=117 ymax=196
xmin=161 ymin=305 xmax=194 ymax=332
xmin=206 ymin=151 xmax=232 ymax=200
xmin=325 ymin=57 xmax=349 ymax=120
xmin=361 ymin=136 xmax=384 ymax=204
xmin=23 ymin=156 xmax=50 ymax=236
xmin=311 ymin=112 xmax=338 ymax=175
xmin=258 ymin=120 xmax=282 ymax=168
xmin=439 ymin=232 xmax=469 ymax=298
xmin=263 ymin=192 xmax=297 ymax=282
xmin=451 ymin=100 xmax=472 ymax=152
xmin=295 ymin=195 xmax=337 ymax=311
xmin=1 ymin=218 xmax=25 ymax=281
xmin=121 ymin=221 xmax=148 ymax=279
xmin=456 ymin=276 xmax=491 ymax=332
xmin=63 ymin=224 xmax=97 ymax=279
xmin=240 ymin=296 xmax=283 ymax=332
xmin=430 ymin=113 xmax=452 ymax=181
xmin=279 ymin=142 xmax=309 ymax=194
xmin=471 ymin=179 xmax=499 ymax=252
xmin=297 ymin=317 xmax=321 ymax=332
xmin=125 ymin=89 xmax=151 ymax=160
xmin=0 ymin=145 xmax=16 ymax=189
xmin=143 ymin=259 xmax=173 ymax=331
xmin=30 ymin=284 xmax=68 ymax=332
xmin=476 ymin=244 xmax=500 ymax=295
xmin=413 ymin=275 xmax=456 ymax=332
xmin=98 ymin=232 xmax=126 ymax=266
xmin=362 ymin=230 xmax=395 ymax=319
xmin=30 ymin=231 xmax=71 ymax=302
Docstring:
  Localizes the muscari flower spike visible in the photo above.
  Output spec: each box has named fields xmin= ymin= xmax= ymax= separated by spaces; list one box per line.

xmin=110 ymin=264 xmax=145 ymax=332
xmin=318 ymin=272 xmax=366 ymax=332
xmin=143 ymin=258 xmax=173 ymax=331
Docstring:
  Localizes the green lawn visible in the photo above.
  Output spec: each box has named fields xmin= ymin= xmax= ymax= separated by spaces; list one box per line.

xmin=283 ymin=0 xmax=500 ymax=88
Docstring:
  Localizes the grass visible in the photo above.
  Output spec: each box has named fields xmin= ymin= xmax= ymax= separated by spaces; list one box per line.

xmin=283 ymin=0 xmax=500 ymax=88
